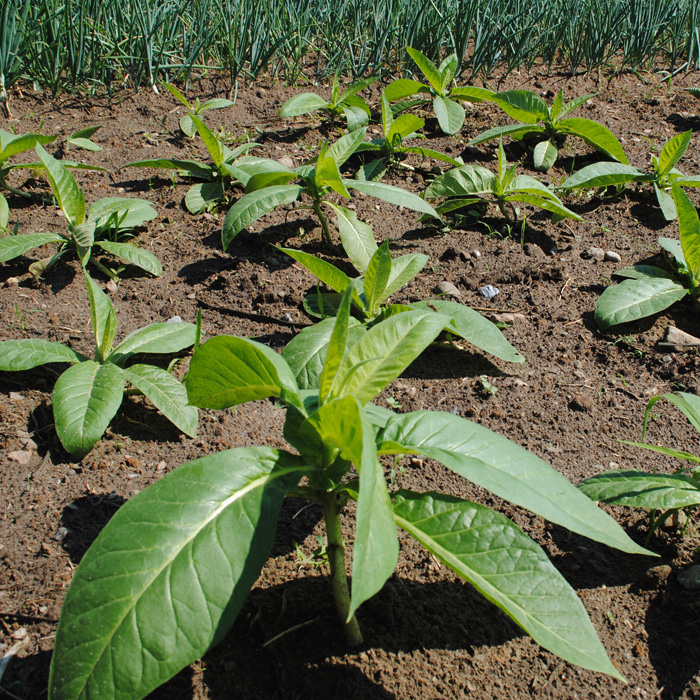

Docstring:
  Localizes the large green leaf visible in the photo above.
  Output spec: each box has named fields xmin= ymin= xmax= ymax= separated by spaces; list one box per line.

xmin=378 ymin=411 xmax=652 ymax=556
xmin=557 ymin=118 xmax=629 ymax=165
xmin=326 ymin=202 xmax=377 ymax=273
xmin=387 ymin=114 xmax=424 ymax=141
xmin=184 ymin=181 xmax=225 ymax=214
xmin=492 ymin=90 xmax=548 ymax=123
xmin=318 ymin=288 xmax=354 ymax=404
xmin=384 ymin=79 xmax=428 ymax=102
xmin=450 ymin=86 xmax=496 ymax=102
xmin=364 ymin=242 xmax=392 ymax=315
xmin=654 ymin=182 xmax=677 ymax=221
xmin=406 ymin=47 xmax=442 ymax=93
xmin=411 ymin=299 xmax=524 ymax=363
xmin=327 ymin=128 xmax=367 ymax=168
xmin=0 ymin=232 xmax=66 ymax=262
xmin=393 ymin=491 xmax=624 ymax=681
xmin=579 ymin=470 xmax=700 ymax=510
xmin=657 ymin=131 xmax=692 ymax=178
xmin=673 ymin=185 xmax=700 ymax=283
xmin=316 ymin=155 xmax=350 ymax=198
xmin=532 ymin=139 xmax=559 ymax=171
xmin=36 ymin=144 xmax=85 ymax=226
xmin=88 ymin=198 xmax=157 ymax=232
xmin=344 ymin=178 xmax=437 ymax=217
xmin=561 ymin=162 xmax=649 ymax=190
xmin=438 ymin=54 xmax=458 ymax=93
xmin=277 ymin=246 xmax=354 ymax=296
xmin=468 ymin=123 xmax=541 ymax=146
xmin=122 ymin=364 xmax=198 ymax=437
xmin=120 ymin=158 xmax=214 ymax=180
xmin=331 ymin=309 xmax=448 ymax=405
xmin=0 ymin=339 xmax=86 ymax=370
xmin=110 ymin=322 xmax=196 ymax=365
xmin=49 ymin=447 xmax=307 ymax=700
xmin=425 ymin=165 xmax=498 ymax=198
xmin=646 ymin=391 xmax=700 ymax=434
xmin=595 ymin=277 xmax=688 ymax=330
xmin=0 ymin=192 xmax=8 ymax=229
xmin=282 ymin=319 xmax=366 ymax=390
xmin=53 ymin=361 xmax=126 ymax=457
xmin=222 ymin=184 xmax=303 ymax=250
xmin=190 ymin=115 xmax=225 ymax=168
xmin=186 ymin=336 xmax=300 ymax=409
xmin=383 ymin=253 xmax=428 ymax=299
xmin=279 ymin=92 xmax=329 ymax=117
xmin=93 ymin=241 xmax=163 ymax=277
xmin=0 ymin=132 xmax=55 ymax=162
xmin=85 ymin=271 xmax=117 ymax=361
xmin=433 ymin=96 xmax=464 ymax=135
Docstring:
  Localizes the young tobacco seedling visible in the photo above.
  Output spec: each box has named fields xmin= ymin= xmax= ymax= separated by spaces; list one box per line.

xmin=561 ymin=130 xmax=700 ymax=220
xmin=384 ymin=47 xmax=494 ymax=135
xmin=279 ymin=74 xmax=377 ymax=132
xmin=0 ymin=144 xmax=160 ymax=280
xmin=469 ymin=89 xmax=628 ymax=171
xmin=579 ymin=391 xmax=700 ymax=541
xmin=425 ymin=140 xmax=583 ymax=224
xmin=354 ymin=92 xmax=463 ymax=181
xmin=0 ymin=270 xmax=197 ymax=457
xmin=48 ymin=288 xmax=653 ymax=699
xmin=277 ymin=240 xmax=524 ymax=378
xmin=594 ymin=185 xmax=700 ymax=331
xmin=122 ymin=115 xmax=276 ymax=214
xmin=222 ymin=128 xmax=437 ymax=268
xmin=162 ymin=81 xmax=234 ymax=138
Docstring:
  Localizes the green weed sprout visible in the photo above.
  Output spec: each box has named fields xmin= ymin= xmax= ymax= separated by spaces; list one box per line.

xmin=162 ymin=81 xmax=234 ymax=138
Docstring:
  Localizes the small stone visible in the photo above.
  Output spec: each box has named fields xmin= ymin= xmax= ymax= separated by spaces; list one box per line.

xmin=523 ymin=242 xmax=546 ymax=259
xmin=187 ymin=293 xmax=196 ymax=300
xmin=644 ymin=565 xmax=672 ymax=587
xmin=166 ymin=315 xmax=183 ymax=323
xmin=678 ymin=565 xmax=700 ymax=590
xmin=11 ymin=627 xmax=28 ymax=640
xmin=435 ymin=281 xmax=461 ymax=298
xmin=5 ymin=276 xmax=19 ymax=286
xmin=493 ymin=312 xmax=525 ymax=324
xmin=604 ymin=250 xmax=622 ymax=263
xmin=156 ymin=461 xmax=167 ymax=471
xmin=583 ymin=247 xmax=605 ymax=261
xmin=478 ymin=285 xmax=499 ymax=299
xmin=664 ymin=326 xmax=700 ymax=351
xmin=471 ymin=250 xmax=482 ymax=258
xmin=105 ymin=279 xmax=118 ymax=293
xmin=7 ymin=450 xmax=31 ymax=465
xmin=661 ymin=354 xmax=673 ymax=364
xmin=661 ymin=510 xmax=687 ymax=531
xmin=18 ymin=437 xmax=37 ymax=450
xmin=283 ymin=312 xmax=294 ymax=323
xmin=53 ymin=526 xmax=70 ymax=542
xmin=569 ymin=392 xmax=594 ymax=412
xmin=277 ymin=156 xmax=294 ymax=169
xmin=9 ymin=392 xmax=22 ymax=401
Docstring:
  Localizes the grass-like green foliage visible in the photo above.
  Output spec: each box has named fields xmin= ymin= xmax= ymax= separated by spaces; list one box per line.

xmin=594 ymin=185 xmax=700 ymax=331
xmin=121 ymin=115 xmax=275 ymax=214
xmin=469 ymin=89 xmax=628 ymax=172
xmin=579 ymin=391 xmax=700 ymax=540
xmin=354 ymin=92 xmax=463 ymax=181
xmin=561 ymin=130 xmax=700 ymax=221
xmin=689 ymin=87 xmax=700 ymax=100
xmin=425 ymin=141 xmax=583 ymax=224
xmin=0 ymin=144 xmax=160 ymax=280
xmin=278 ymin=240 xmax=524 ymax=374
xmin=279 ymin=75 xmax=377 ymax=132
xmin=221 ymin=128 xmax=437 ymax=263
xmin=47 ymin=286 xmax=657 ymax=699
xmin=162 ymin=82 xmax=234 ymax=138
xmin=384 ymin=47 xmax=495 ymax=135
xmin=0 ymin=270 xmax=197 ymax=458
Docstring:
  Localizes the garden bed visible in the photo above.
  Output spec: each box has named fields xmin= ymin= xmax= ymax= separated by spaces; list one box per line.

xmin=1 ymin=65 xmax=700 ymax=699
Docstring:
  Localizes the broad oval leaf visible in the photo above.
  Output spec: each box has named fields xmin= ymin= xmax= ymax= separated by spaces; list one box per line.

xmin=492 ymin=90 xmax=548 ymax=123
xmin=393 ymin=490 xmax=624 ymax=680
xmin=279 ymin=92 xmax=329 ymax=117
xmin=450 ymin=86 xmax=496 ymax=102
xmin=276 ymin=246 xmax=355 ymax=298
xmin=383 ymin=252 xmax=428 ymax=299
xmin=85 ymin=271 xmax=117 ymax=361
xmin=425 ymin=165 xmax=498 ymax=199
xmin=191 ymin=115 xmax=225 ymax=168
xmin=561 ymin=162 xmax=648 ymax=190
xmin=120 ymin=158 xmax=214 ymax=180
xmin=222 ymin=184 xmax=303 ymax=251
xmin=0 ymin=232 xmax=66 ymax=262
xmin=93 ymin=241 xmax=163 ymax=277
xmin=384 ymin=79 xmax=427 ymax=102
xmin=411 ymin=299 xmax=524 ymax=363
xmin=657 ymin=130 xmax=692 ymax=177
xmin=344 ymin=178 xmax=437 ymax=217
xmin=36 ymin=144 xmax=85 ymax=226
xmin=406 ymin=47 xmax=442 ymax=92
xmin=0 ymin=192 xmax=8 ymax=229
xmin=673 ymin=185 xmax=700 ymax=282
xmin=49 ymin=447 xmax=307 ymax=700
xmin=326 ymin=202 xmax=377 ymax=274
xmin=433 ymin=95 xmax=464 ymax=135
xmin=327 ymin=127 xmax=367 ymax=168
xmin=184 ymin=181 xmax=225 ymax=214
xmin=387 ymin=113 xmax=424 ymax=141
xmin=0 ymin=339 xmax=86 ymax=370
xmin=364 ymin=241 xmax=392 ymax=315
xmin=122 ymin=364 xmax=198 ymax=437
xmin=579 ymin=470 xmax=700 ymax=510
xmin=186 ymin=336 xmax=300 ymax=409
xmin=0 ymin=132 xmax=56 ymax=161
xmin=53 ymin=360 xmax=126 ymax=457
xmin=557 ymin=118 xmax=629 ymax=165
xmin=110 ymin=321 xmax=196 ymax=365
xmin=378 ymin=411 xmax=652 ymax=556
xmin=468 ymin=123 xmax=540 ymax=146
xmin=595 ymin=277 xmax=688 ymax=331
xmin=532 ymin=139 xmax=558 ymax=171
xmin=88 ymin=198 xmax=157 ymax=231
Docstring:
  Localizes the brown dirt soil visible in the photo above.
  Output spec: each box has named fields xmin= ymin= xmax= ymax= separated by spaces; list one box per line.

xmin=1 ymin=65 xmax=700 ymax=700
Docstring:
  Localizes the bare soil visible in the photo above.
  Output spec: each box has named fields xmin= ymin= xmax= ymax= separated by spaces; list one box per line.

xmin=1 ymin=66 xmax=700 ymax=700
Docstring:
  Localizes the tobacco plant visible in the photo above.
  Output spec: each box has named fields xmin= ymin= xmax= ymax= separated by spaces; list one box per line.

xmin=469 ymin=89 xmax=628 ymax=171
xmin=425 ymin=141 xmax=583 ymax=223
xmin=561 ymin=130 xmax=700 ymax=220
xmin=579 ymin=391 xmax=700 ymax=540
xmin=222 ymin=128 xmax=437 ymax=264
xmin=278 ymin=240 xmax=524 ymax=376
xmin=162 ymin=81 xmax=234 ymax=138
xmin=122 ymin=115 xmax=276 ymax=214
xmin=595 ymin=185 xmax=700 ymax=330
xmin=354 ymin=93 xmax=462 ymax=181
xmin=0 ymin=144 xmax=160 ymax=280
xmin=0 ymin=270 xmax=197 ymax=457
xmin=279 ymin=75 xmax=377 ymax=131
xmin=384 ymin=47 xmax=494 ymax=135
xmin=48 ymin=288 xmax=654 ymax=699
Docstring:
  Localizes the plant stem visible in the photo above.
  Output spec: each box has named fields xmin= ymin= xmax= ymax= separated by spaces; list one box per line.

xmin=320 ymin=491 xmax=363 ymax=647
xmin=313 ymin=199 xmax=334 ymax=246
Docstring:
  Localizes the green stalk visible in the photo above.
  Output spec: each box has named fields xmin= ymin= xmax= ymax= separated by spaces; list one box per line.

xmin=313 ymin=199 xmax=334 ymax=246
xmin=320 ymin=490 xmax=363 ymax=647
